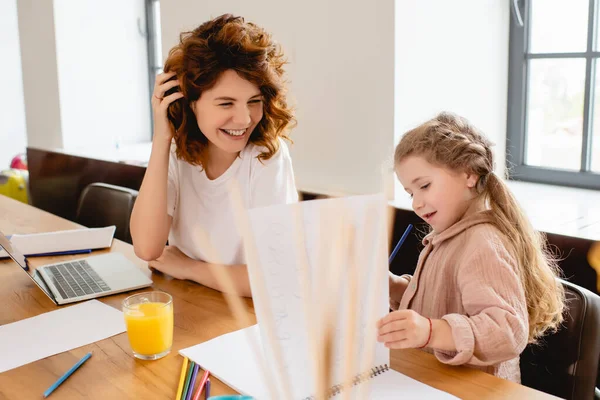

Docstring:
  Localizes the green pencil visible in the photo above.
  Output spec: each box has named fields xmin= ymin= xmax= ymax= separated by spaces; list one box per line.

xmin=181 ymin=361 xmax=195 ymax=399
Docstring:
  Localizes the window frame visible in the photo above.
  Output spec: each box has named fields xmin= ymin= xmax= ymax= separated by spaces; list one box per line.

xmin=144 ymin=0 xmax=162 ymax=136
xmin=506 ymin=0 xmax=600 ymax=190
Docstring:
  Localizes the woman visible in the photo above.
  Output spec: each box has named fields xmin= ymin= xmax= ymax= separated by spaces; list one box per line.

xmin=130 ymin=14 xmax=298 ymax=297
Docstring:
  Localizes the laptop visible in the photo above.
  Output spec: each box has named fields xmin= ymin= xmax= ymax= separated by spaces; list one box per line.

xmin=0 ymin=230 xmax=153 ymax=305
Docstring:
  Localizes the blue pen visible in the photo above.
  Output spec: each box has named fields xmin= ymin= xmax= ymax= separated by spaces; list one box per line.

xmin=26 ymin=249 xmax=92 ymax=257
xmin=43 ymin=352 xmax=92 ymax=398
xmin=205 ymin=378 xmax=211 ymax=400
xmin=389 ymin=224 xmax=413 ymax=264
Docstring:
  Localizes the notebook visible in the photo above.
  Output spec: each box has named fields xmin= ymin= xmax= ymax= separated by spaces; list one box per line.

xmin=0 ymin=226 xmax=115 ymax=258
xmin=181 ymin=194 xmax=458 ymax=399
xmin=180 ymin=325 xmax=457 ymax=399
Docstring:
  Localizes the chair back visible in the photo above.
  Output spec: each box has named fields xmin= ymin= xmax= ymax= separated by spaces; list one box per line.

xmin=520 ymin=279 xmax=600 ymax=399
xmin=76 ymin=182 xmax=138 ymax=244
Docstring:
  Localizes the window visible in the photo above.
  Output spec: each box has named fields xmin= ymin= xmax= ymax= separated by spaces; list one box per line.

xmin=53 ymin=0 xmax=153 ymax=149
xmin=507 ymin=0 xmax=600 ymax=189
xmin=145 ymin=0 xmax=163 ymax=134
xmin=145 ymin=0 xmax=163 ymax=96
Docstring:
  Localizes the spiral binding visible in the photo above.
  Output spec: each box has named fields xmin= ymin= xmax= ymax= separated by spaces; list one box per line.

xmin=301 ymin=364 xmax=389 ymax=400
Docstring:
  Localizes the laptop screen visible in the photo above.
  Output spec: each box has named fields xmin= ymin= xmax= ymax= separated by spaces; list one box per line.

xmin=0 ymin=231 xmax=57 ymax=304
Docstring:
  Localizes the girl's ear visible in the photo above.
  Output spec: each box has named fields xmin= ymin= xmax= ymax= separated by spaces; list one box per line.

xmin=465 ymin=173 xmax=478 ymax=189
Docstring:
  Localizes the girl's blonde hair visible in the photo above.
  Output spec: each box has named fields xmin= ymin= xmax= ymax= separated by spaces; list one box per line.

xmin=394 ymin=112 xmax=565 ymax=343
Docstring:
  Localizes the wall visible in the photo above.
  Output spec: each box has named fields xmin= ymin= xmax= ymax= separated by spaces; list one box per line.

xmin=11 ymin=0 xmax=510 ymax=198
xmin=13 ymin=0 xmax=152 ymax=159
xmin=53 ymin=0 xmax=151 ymax=152
xmin=159 ymin=0 xmax=396 ymax=196
xmin=394 ymin=0 xmax=510 ymax=199
xmin=16 ymin=0 xmax=63 ymax=151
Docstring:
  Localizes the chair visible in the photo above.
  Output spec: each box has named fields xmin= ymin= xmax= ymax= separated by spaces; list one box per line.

xmin=75 ymin=183 xmax=138 ymax=244
xmin=520 ymin=278 xmax=600 ymax=400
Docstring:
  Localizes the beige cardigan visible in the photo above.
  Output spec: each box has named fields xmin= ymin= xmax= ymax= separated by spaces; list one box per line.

xmin=399 ymin=211 xmax=529 ymax=383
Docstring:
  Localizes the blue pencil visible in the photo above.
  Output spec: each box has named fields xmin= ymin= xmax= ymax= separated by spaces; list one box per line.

xmin=388 ymin=224 xmax=413 ymax=264
xmin=43 ymin=352 xmax=92 ymax=398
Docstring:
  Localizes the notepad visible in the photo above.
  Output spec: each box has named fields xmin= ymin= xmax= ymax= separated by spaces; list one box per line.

xmin=0 ymin=300 xmax=125 ymax=373
xmin=180 ymin=325 xmax=458 ymax=399
xmin=181 ymin=194 xmax=458 ymax=399
xmin=0 ymin=226 xmax=116 ymax=258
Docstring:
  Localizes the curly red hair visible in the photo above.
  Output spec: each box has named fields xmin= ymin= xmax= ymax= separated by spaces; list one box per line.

xmin=163 ymin=14 xmax=295 ymax=167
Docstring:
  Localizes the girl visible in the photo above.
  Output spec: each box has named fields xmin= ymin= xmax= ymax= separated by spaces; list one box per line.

xmin=377 ymin=112 xmax=565 ymax=382
xmin=130 ymin=14 xmax=298 ymax=297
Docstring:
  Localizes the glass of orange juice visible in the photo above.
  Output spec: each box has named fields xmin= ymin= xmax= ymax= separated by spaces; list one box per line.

xmin=122 ymin=291 xmax=173 ymax=360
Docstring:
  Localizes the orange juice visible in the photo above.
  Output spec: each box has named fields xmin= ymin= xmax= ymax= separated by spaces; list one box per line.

xmin=124 ymin=301 xmax=173 ymax=358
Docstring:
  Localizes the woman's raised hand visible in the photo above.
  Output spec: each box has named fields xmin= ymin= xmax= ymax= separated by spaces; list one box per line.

xmin=151 ymin=71 xmax=183 ymax=142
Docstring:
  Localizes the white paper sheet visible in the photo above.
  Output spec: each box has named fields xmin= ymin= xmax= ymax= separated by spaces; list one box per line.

xmin=180 ymin=325 xmax=459 ymax=400
xmin=0 ymin=300 xmax=125 ymax=373
xmin=0 ymin=226 xmax=116 ymax=258
xmin=180 ymin=326 xmax=271 ymax=399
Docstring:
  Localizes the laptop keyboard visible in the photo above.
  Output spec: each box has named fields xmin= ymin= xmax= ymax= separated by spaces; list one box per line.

xmin=44 ymin=260 xmax=111 ymax=299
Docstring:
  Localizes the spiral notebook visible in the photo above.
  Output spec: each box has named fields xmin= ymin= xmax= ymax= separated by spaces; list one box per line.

xmin=180 ymin=325 xmax=458 ymax=399
xmin=181 ymin=194 xmax=457 ymax=399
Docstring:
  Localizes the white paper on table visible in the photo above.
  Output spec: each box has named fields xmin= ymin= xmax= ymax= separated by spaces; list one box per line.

xmin=180 ymin=325 xmax=271 ymax=400
xmin=0 ymin=226 xmax=116 ymax=258
xmin=0 ymin=300 xmax=125 ymax=373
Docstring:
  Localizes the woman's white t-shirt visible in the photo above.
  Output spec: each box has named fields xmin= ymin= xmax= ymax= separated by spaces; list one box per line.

xmin=166 ymin=138 xmax=298 ymax=265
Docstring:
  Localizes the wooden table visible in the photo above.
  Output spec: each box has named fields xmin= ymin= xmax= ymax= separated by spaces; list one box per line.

xmin=0 ymin=195 xmax=555 ymax=399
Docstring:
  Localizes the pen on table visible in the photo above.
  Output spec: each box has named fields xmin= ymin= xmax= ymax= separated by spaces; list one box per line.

xmin=27 ymin=249 xmax=92 ymax=257
xmin=175 ymin=357 xmax=189 ymax=400
xmin=185 ymin=363 xmax=200 ymax=400
xmin=204 ymin=378 xmax=211 ymax=400
xmin=192 ymin=368 xmax=211 ymax=400
xmin=43 ymin=352 xmax=92 ymax=398
xmin=388 ymin=224 xmax=413 ymax=264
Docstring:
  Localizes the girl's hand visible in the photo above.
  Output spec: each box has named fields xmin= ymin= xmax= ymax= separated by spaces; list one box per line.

xmin=148 ymin=246 xmax=194 ymax=280
xmin=389 ymin=273 xmax=409 ymax=310
xmin=151 ymin=71 xmax=183 ymax=143
xmin=377 ymin=309 xmax=432 ymax=349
